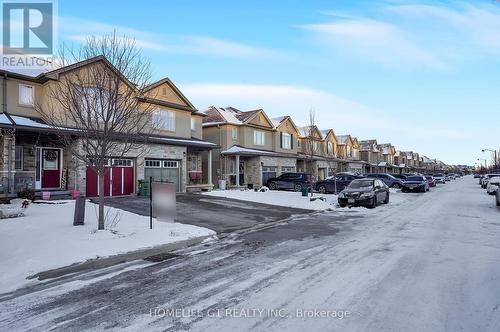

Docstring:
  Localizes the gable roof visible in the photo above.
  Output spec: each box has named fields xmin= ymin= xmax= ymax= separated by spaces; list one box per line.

xmin=298 ymin=125 xmax=323 ymax=139
xmin=359 ymin=139 xmax=379 ymax=152
xmin=202 ymin=106 xmax=274 ymax=128
xmin=320 ymin=129 xmax=338 ymax=142
xmin=142 ymin=77 xmax=195 ymax=109
xmin=336 ymin=134 xmax=353 ymax=145
xmin=271 ymin=116 xmax=301 ymax=135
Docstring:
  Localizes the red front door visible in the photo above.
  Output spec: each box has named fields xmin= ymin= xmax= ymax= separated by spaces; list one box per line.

xmin=41 ymin=148 xmax=61 ymax=189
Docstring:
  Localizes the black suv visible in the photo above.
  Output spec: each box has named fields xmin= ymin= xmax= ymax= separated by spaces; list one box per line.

xmin=365 ymin=173 xmax=403 ymax=188
xmin=266 ymin=173 xmax=313 ymax=191
xmin=315 ymin=174 xmax=365 ymax=194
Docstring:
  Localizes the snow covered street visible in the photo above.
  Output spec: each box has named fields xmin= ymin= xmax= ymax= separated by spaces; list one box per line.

xmin=1 ymin=176 xmax=500 ymax=331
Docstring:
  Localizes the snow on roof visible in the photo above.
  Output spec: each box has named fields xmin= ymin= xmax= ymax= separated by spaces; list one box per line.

xmin=378 ymin=162 xmax=388 ymax=167
xmin=0 ymin=114 xmax=51 ymax=128
xmin=221 ymin=145 xmax=276 ymax=155
xmin=298 ymin=125 xmax=322 ymax=138
xmin=218 ymin=107 xmax=243 ymax=125
xmin=336 ymin=135 xmax=350 ymax=144
xmin=271 ymin=116 xmax=286 ymax=128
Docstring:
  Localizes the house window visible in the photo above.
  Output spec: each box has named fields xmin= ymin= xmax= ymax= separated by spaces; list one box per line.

xmin=191 ymin=118 xmax=196 ymax=131
xmin=15 ymin=146 xmax=23 ymax=170
xmin=313 ymin=141 xmax=319 ymax=151
xmin=152 ymin=109 xmax=175 ymax=131
xmin=163 ymin=160 xmax=179 ymax=168
xmin=282 ymin=166 xmax=295 ymax=173
xmin=231 ymin=127 xmax=238 ymax=140
xmin=112 ymin=159 xmax=132 ymax=167
xmin=281 ymin=132 xmax=291 ymax=149
xmin=254 ymin=130 xmax=265 ymax=145
xmin=145 ymin=159 xmax=162 ymax=167
xmin=19 ymin=84 xmax=34 ymax=106
xmin=162 ymin=87 xmax=167 ymax=96
xmin=327 ymin=142 xmax=334 ymax=155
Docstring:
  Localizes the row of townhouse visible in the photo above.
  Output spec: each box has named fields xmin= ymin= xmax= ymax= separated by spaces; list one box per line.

xmin=0 ymin=56 xmax=217 ymax=198
xmin=200 ymin=107 xmax=443 ymax=189
xmin=0 ymin=56 xmax=450 ymax=198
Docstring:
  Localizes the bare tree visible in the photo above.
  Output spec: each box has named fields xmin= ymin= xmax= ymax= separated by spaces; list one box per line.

xmin=35 ymin=32 xmax=157 ymax=230
xmin=304 ymin=108 xmax=318 ymax=196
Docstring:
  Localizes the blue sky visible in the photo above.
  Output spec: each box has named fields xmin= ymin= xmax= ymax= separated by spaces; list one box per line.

xmin=56 ymin=0 xmax=500 ymax=165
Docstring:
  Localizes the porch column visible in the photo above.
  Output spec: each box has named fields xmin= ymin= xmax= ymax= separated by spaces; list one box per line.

xmin=207 ymin=150 xmax=213 ymax=185
xmin=235 ymin=154 xmax=240 ymax=187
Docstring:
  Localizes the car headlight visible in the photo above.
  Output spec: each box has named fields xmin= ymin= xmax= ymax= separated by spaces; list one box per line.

xmin=360 ymin=192 xmax=374 ymax=198
xmin=338 ymin=192 xmax=345 ymax=198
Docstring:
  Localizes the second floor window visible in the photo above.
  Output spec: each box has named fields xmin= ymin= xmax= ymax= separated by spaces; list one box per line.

xmin=254 ymin=130 xmax=265 ymax=145
xmin=231 ymin=127 xmax=238 ymax=140
xmin=152 ymin=109 xmax=175 ymax=131
xmin=191 ymin=118 xmax=196 ymax=131
xmin=281 ymin=132 xmax=291 ymax=149
xmin=19 ymin=84 xmax=33 ymax=106
xmin=327 ymin=141 xmax=334 ymax=155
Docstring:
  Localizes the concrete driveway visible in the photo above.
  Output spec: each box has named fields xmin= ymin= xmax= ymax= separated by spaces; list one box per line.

xmin=99 ymin=193 xmax=311 ymax=233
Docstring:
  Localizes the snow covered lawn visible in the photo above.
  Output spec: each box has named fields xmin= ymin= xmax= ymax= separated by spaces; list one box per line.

xmin=0 ymin=200 xmax=215 ymax=294
xmin=204 ymin=189 xmax=338 ymax=210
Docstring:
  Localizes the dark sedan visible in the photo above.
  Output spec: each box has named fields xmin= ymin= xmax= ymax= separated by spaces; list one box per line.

xmin=425 ymin=175 xmax=436 ymax=187
xmin=338 ymin=178 xmax=390 ymax=209
xmin=402 ymin=175 xmax=430 ymax=193
xmin=315 ymin=174 xmax=364 ymax=194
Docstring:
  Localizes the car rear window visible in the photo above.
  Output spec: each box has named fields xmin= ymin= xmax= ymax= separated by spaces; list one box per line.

xmin=407 ymin=176 xmax=425 ymax=181
xmin=348 ymin=179 xmax=374 ymax=189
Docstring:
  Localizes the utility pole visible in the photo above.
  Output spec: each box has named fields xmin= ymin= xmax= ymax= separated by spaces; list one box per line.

xmin=482 ymin=148 xmax=498 ymax=171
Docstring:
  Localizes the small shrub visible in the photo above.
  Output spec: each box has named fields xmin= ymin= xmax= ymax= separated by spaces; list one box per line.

xmin=17 ymin=188 xmax=35 ymax=201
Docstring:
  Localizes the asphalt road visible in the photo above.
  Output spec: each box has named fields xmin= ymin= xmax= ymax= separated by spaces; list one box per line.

xmin=1 ymin=177 xmax=500 ymax=332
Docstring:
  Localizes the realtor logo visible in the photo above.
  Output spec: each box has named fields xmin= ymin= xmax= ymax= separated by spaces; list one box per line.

xmin=2 ymin=1 xmax=53 ymax=54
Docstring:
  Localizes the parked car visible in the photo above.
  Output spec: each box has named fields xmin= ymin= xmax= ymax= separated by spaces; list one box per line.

xmin=445 ymin=174 xmax=452 ymax=181
xmin=338 ymin=178 xmax=389 ymax=208
xmin=433 ymin=173 xmax=446 ymax=184
xmin=266 ymin=173 xmax=313 ymax=192
xmin=446 ymin=173 xmax=455 ymax=180
xmin=481 ymin=174 xmax=500 ymax=189
xmin=315 ymin=174 xmax=364 ymax=194
xmin=425 ymin=175 xmax=436 ymax=187
xmin=486 ymin=176 xmax=500 ymax=195
xmin=497 ymin=187 xmax=500 ymax=207
xmin=473 ymin=173 xmax=480 ymax=178
xmin=402 ymin=175 xmax=429 ymax=193
xmin=393 ymin=174 xmax=407 ymax=180
xmin=365 ymin=173 xmax=403 ymax=188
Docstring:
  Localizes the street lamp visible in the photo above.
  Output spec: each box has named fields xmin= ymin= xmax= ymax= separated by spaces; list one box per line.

xmin=482 ymin=148 xmax=498 ymax=169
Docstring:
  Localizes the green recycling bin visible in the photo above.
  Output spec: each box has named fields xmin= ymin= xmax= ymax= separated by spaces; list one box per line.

xmin=302 ymin=188 xmax=308 ymax=197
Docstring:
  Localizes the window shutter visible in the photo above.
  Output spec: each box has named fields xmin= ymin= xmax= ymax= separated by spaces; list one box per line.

xmin=290 ymin=134 xmax=294 ymax=149
xmin=280 ymin=132 xmax=283 ymax=148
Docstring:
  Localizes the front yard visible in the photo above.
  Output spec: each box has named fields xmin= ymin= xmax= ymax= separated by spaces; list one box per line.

xmin=0 ymin=201 xmax=215 ymax=294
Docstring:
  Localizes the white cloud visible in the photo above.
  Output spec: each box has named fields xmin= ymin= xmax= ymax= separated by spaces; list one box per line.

xmin=59 ymin=17 xmax=280 ymax=59
xmin=300 ymin=19 xmax=445 ymax=69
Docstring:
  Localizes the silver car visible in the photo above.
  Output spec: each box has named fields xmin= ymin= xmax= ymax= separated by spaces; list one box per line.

xmin=433 ymin=173 xmax=446 ymax=184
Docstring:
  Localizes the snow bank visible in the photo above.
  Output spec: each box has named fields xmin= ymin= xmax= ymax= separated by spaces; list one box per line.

xmin=204 ymin=189 xmax=338 ymax=210
xmin=0 ymin=201 xmax=215 ymax=294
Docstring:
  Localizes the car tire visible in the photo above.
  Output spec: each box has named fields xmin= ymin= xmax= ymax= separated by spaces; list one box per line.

xmin=268 ymin=182 xmax=277 ymax=190
xmin=383 ymin=192 xmax=389 ymax=204
xmin=339 ymin=203 xmax=347 ymax=208
xmin=497 ymin=197 xmax=500 ymax=207
xmin=369 ymin=196 xmax=377 ymax=209
xmin=402 ymin=188 xmax=407 ymax=193
xmin=318 ymin=185 xmax=327 ymax=194
xmin=294 ymin=183 xmax=303 ymax=192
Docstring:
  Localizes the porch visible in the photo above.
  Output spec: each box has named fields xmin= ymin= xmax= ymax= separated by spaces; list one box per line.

xmin=0 ymin=128 xmax=75 ymax=197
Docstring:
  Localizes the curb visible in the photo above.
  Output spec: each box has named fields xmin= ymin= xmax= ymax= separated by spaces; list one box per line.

xmin=27 ymin=235 xmax=212 ymax=282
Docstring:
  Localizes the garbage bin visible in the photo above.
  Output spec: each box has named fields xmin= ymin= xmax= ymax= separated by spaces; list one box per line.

xmin=218 ymin=179 xmax=226 ymax=190
xmin=301 ymin=188 xmax=308 ymax=197
xmin=247 ymin=183 xmax=254 ymax=190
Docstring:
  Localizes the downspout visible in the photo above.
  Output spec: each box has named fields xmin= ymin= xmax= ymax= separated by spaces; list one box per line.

xmin=2 ymin=73 xmax=12 ymax=194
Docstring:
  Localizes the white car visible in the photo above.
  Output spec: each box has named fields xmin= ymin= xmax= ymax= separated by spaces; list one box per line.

xmin=433 ymin=173 xmax=446 ymax=184
xmin=482 ymin=174 xmax=500 ymax=189
xmin=497 ymin=188 xmax=500 ymax=207
xmin=486 ymin=176 xmax=500 ymax=195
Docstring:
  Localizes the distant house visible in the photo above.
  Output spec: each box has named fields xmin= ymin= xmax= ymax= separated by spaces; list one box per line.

xmin=336 ymin=135 xmax=363 ymax=173
xmin=202 ymin=107 xmax=300 ymax=187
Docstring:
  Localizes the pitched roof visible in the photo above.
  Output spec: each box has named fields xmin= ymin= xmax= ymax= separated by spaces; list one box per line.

xmin=298 ymin=125 xmax=323 ymax=139
xmin=336 ymin=135 xmax=351 ymax=145
xmin=142 ymin=77 xmax=195 ymax=109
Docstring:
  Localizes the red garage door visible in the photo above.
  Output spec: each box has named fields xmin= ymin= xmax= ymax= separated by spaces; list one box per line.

xmin=86 ymin=159 xmax=134 ymax=197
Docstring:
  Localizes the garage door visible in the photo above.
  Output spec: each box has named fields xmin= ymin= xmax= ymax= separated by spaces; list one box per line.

xmin=86 ymin=159 xmax=134 ymax=197
xmin=144 ymin=159 xmax=181 ymax=192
